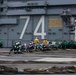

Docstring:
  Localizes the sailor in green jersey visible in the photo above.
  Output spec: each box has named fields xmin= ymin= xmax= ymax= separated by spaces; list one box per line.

xmin=0 ymin=40 xmax=3 ymax=48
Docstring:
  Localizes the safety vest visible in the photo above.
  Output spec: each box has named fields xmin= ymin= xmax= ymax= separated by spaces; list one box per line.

xmin=34 ymin=38 xmax=39 ymax=44
xmin=42 ymin=40 xmax=49 ymax=45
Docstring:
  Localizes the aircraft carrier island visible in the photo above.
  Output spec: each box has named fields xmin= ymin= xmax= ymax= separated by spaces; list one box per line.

xmin=0 ymin=0 xmax=76 ymax=47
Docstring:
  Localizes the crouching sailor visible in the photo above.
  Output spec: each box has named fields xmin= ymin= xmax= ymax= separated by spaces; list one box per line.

xmin=42 ymin=39 xmax=49 ymax=51
xmin=9 ymin=42 xmax=21 ymax=54
xmin=34 ymin=37 xmax=39 ymax=49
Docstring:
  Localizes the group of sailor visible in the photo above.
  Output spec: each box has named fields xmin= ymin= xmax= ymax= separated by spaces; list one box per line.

xmin=9 ymin=37 xmax=52 ymax=54
xmin=9 ymin=37 xmax=76 ymax=54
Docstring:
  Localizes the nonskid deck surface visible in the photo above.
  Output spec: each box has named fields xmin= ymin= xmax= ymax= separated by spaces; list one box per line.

xmin=0 ymin=48 xmax=76 ymax=74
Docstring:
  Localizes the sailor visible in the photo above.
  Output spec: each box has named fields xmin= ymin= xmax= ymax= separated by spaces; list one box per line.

xmin=21 ymin=43 xmax=26 ymax=52
xmin=0 ymin=40 xmax=3 ymax=48
xmin=15 ymin=42 xmax=21 ymax=52
xmin=42 ymin=39 xmax=49 ymax=50
xmin=34 ymin=37 xmax=39 ymax=49
xmin=9 ymin=42 xmax=21 ymax=54
xmin=42 ymin=38 xmax=49 ymax=46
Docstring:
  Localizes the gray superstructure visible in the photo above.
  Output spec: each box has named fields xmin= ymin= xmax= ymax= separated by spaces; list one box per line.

xmin=0 ymin=0 xmax=76 ymax=47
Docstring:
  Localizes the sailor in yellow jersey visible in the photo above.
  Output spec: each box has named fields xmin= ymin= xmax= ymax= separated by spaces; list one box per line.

xmin=42 ymin=39 xmax=49 ymax=50
xmin=34 ymin=37 xmax=39 ymax=44
xmin=34 ymin=37 xmax=39 ymax=49
xmin=42 ymin=39 xmax=49 ymax=45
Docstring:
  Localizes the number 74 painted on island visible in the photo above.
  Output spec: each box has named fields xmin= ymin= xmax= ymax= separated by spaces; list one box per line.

xmin=20 ymin=16 xmax=46 ymax=39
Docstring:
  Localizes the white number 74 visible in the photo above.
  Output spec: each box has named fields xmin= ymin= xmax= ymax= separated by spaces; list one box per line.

xmin=20 ymin=16 xmax=46 ymax=39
